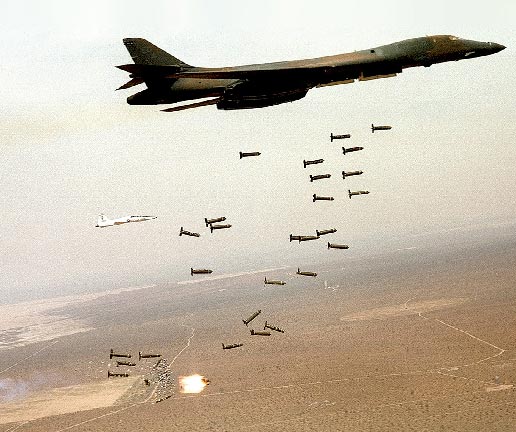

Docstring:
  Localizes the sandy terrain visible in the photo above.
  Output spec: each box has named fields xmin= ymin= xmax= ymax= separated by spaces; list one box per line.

xmin=0 ymin=377 xmax=140 ymax=424
xmin=0 ymin=236 xmax=515 ymax=431
xmin=0 ymin=285 xmax=155 ymax=349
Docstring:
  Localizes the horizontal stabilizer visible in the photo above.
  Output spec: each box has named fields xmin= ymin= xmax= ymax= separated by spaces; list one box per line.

xmin=116 ymin=64 xmax=182 ymax=75
xmin=117 ymin=78 xmax=145 ymax=90
xmin=116 ymin=64 xmax=184 ymax=91
xmin=161 ymin=98 xmax=221 ymax=112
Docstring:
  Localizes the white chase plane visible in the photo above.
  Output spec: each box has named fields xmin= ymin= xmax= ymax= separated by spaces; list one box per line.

xmin=95 ymin=213 xmax=157 ymax=228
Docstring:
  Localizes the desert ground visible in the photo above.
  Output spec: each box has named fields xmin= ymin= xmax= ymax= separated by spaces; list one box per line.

xmin=1 ymin=232 xmax=515 ymax=431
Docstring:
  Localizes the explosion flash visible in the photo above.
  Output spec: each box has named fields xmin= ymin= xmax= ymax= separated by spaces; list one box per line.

xmin=178 ymin=374 xmax=210 ymax=394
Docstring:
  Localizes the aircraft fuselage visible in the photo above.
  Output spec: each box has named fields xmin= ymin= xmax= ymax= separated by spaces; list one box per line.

xmin=119 ymin=35 xmax=504 ymax=111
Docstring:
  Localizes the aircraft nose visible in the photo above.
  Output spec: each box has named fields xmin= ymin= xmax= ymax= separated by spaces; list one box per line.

xmin=494 ymin=43 xmax=506 ymax=52
xmin=489 ymin=42 xmax=505 ymax=53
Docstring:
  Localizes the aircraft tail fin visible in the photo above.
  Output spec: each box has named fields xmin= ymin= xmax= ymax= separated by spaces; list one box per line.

xmin=123 ymin=38 xmax=191 ymax=67
xmin=98 ymin=214 xmax=107 ymax=224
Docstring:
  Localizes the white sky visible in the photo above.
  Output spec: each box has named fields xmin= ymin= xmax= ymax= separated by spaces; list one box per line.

xmin=0 ymin=0 xmax=515 ymax=302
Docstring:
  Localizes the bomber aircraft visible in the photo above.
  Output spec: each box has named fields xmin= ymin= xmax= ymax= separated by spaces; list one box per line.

xmin=96 ymin=214 xmax=157 ymax=228
xmin=117 ymin=36 xmax=504 ymax=112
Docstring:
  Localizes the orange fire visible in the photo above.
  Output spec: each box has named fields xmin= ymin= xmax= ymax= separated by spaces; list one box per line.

xmin=178 ymin=374 xmax=210 ymax=394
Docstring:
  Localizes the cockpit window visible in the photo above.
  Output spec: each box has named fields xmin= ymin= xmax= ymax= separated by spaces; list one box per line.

xmin=449 ymin=36 xmax=460 ymax=41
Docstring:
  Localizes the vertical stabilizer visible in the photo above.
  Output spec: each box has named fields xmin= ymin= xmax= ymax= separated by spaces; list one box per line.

xmin=123 ymin=38 xmax=190 ymax=67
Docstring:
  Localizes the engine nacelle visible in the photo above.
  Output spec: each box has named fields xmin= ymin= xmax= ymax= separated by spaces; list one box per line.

xmin=217 ymin=88 xmax=308 ymax=110
xmin=358 ymin=64 xmax=402 ymax=81
xmin=127 ymin=88 xmax=176 ymax=105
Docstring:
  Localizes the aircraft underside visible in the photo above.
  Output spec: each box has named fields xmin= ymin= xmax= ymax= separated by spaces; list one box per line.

xmin=129 ymin=78 xmax=313 ymax=111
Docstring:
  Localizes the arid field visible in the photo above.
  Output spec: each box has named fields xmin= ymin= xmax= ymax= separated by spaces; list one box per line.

xmin=1 ymin=233 xmax=515 ymax=431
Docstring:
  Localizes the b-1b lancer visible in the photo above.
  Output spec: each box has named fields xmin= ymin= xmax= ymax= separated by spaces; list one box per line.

xmin=117 ymin=36 xmax=504 ymax=112
xmin=96 ymin=214 xmax=157 ymax=228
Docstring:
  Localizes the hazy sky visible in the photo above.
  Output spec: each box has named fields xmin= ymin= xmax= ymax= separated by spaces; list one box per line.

xmin=1 ymin=1 xmax=515 ymax=303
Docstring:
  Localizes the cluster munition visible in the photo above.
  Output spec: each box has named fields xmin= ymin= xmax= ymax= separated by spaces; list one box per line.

xmin=264 ymin=277 xmax=286 ymax=285
xmin=239 ymin=151 xmax=261 ymax=158
xmin=290 ymin=234 xmax=319 ymax=243
xmin=296 ymin=268 xmax=317 ymax=277
xmin=348 ymin=189 xmax=370 ymax=199
xmin=328 ymin=242 xmax=349 ymax=250
xmin=250 ymin=329 xmax=271 ymax=336
xmin=313 ymin=194 xmax=334 ymax=202
xmin=342 ymin=146 xmax=364 ymax=155
xmin=298 ymin=235 xmax=320 ymax=242
xmin=371 ymin=124 xmax=392 ymax=133
xmin=310 ymin=174 xmax=331 ymax=182
xmin=222 ymin=343 xmax=243 ymax=350
xmin=110 ymin=349 xmax=131 ymax=359
xmin=210 ymin=223 xmax=232 ymax=232
xmin=342 ymin=170 xmax=363 ymax=179
xmin=108 ymin=370 xmax=129 ymax=378
xmin=243 ymin=309 xmax=261 ymax=326
xmin=191 ymin=268 xmax=213 ymax=276
xmin=224 ymin=310 xmax=284 ymax=353
xmin=330 ymin=133 xmax=351 ymax=142
xmin=290 ymin=234 xmax=320 ymax=242
xmin=204 ymin=216 xmax=226 ymax=227
xmin=139 ymin=351 xmax=161 ymax=361
xmin=264 ymin=321 xmax=285 ymax=333
xmin=179 ymin=227 xmax=200 ymax=237
xmin=118 ymin=121 xmax=385 ymax=361
xmin=116 ymin=360 xmax=136 ymax=367
xmin=303 ymin=159 xmax=324 ymax=168
xmin=316 ymin=228 xmax=336 ymax=236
